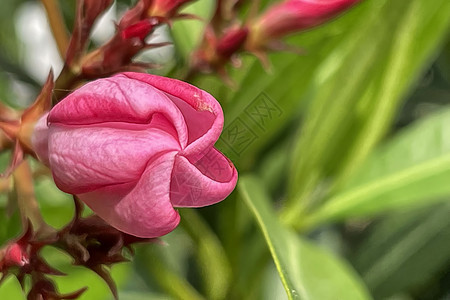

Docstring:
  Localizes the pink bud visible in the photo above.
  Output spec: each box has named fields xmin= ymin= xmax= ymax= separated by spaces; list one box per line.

xmin=32 ymin=73 xmax=238 ymax=238
xmin=216 ymin=27 xmax=248 ymax=59
xmin=1 ymin=243 xmax=29 ymax=268
xmin=249 ymin=0 xmax=360 ymax=47
xmin=121 ymin=18 xmax=161 ymax=41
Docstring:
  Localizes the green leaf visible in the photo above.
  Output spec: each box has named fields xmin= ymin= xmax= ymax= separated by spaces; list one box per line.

xmin=284 ymin=0 xmax=450 ymax=221
xmin=119 ymin=291 xmax=173 ymax=300
xmin=34 ymin=177 xmax=74 ymax=229
xmin=134 ymin=242 xmax=206 ymax=300
xmin=301 ymin=107 xmax=450 ymax=229
xmin=330 ymin=0 xmax=450 ymax=189
xmin=0 ymin=153 xmax=22 ymax=244
xmin=0 ymin=208 xmax=21 ymax=246
xmin=0 ymin=276 xmax=26 ymax=300
xmin=180 ymin=209 xmax=231 ymax=300
xmin=353 ymin=203 xmax=450 ymax=298
xmin=239 ymin=175 xmax=372 ymax=300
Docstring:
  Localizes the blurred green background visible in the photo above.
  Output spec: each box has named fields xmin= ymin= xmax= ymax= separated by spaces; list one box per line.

xmin=0 ymin=0 xmax=449 ymax=299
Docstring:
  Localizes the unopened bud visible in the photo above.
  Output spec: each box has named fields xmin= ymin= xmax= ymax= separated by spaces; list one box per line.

xmin=217 ymin=26 xmax=248 ymax=59
xmin=121 ymin=18 xmax=161 ymax=41
xmin=82 ymin=17 xmax=163 ymax=78
xmin=0 ymin=243 xmax=29 ymax=269
xmin=247 ymin=0 xmax=360 ymax=50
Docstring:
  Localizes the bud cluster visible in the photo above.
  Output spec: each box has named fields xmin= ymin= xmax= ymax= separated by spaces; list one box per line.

xmin=55 ymin=0 xmax=197 ymax=101
xmin=0 ymin=199 xmax=153 ymax=300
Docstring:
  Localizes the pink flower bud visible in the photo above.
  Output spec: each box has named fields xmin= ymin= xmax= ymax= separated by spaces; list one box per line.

xmin=0 ymin=243 xmax=29 ymax=269
xmin=249 ymin=0 xmax=360 ymax=48
xmin=81 ymin=18 xmax=163 ymax=78
xmin=121 ymin=18 xmax=161 ymax=41
xmin=32 ymin=73 xmax=238 ymax=238
xmin=216 ymin=27 xmax=248 ymax=59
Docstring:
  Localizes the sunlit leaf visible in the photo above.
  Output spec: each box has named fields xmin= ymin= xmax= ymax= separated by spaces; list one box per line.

xmin=180 ymin=209 xmax=231 ymax=300
xmin=353 ymin=203 xmax=450 ymax=298
xmin=282 ymin=0 xmax=450 ymax=222
xmin=239 ymin=175 xmax=372 ymax=300
xmin=302 ymin=107 xmax=450 ymax=229
xmin=134 ymin=243 xmax=206 ymax=300
xmin=0 ymin=276 xmax=26 ymax=300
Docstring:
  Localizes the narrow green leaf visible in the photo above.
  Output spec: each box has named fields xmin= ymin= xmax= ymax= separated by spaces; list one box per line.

xmin=332 ymin=0 xmax=450 ymax=189
xmin=119 ymin=291 xmax=173 ymax=300
xmin=302 ymin=107 xmax=450 ymax=229
xmin=285 ymin=0 xmax=450 ymax=221
xmin=239 ymin=175 xmax=372 ymax=300
xmin=180 ymin=209 xmax=231 ymax=300
xmin=353 ymin=203 xmax=450 ymax=298
xmin=134 ymin=244 xmax=206 ymax=300
xmin=0 ymin=276 xmax=26 ymax=300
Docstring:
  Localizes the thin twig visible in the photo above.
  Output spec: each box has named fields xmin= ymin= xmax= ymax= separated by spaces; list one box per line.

xmin=40 ymin=0 xmax=70 ymax=60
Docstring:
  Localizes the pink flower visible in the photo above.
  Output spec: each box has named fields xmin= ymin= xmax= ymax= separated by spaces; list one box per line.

xmin=32 ymin=73 xmax=238 ymax=238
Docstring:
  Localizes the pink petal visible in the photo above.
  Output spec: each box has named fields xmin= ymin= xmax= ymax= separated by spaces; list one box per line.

xmin=49 ymin=75 xmax=188 ymax=148
xmin=79 ymin=151 xmax=180 ymax=238
xmin=170 ymin=148 xmax=238 ymax=207
xmin=48 ymin=124 xmax=180 ymax=194
xmin=122 ymin=72 xmax=224 ymax=163
xmin=31 ymin=113 xmax=50 ymax=165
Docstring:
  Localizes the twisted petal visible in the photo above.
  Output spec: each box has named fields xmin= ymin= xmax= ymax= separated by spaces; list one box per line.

xmin=170 ymin=148 xmax=238 ymax=207
xmin=122 ymin=72 xmax=224 ymax=163
xmin=78 ymin=151 xmax=180 ymax=238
